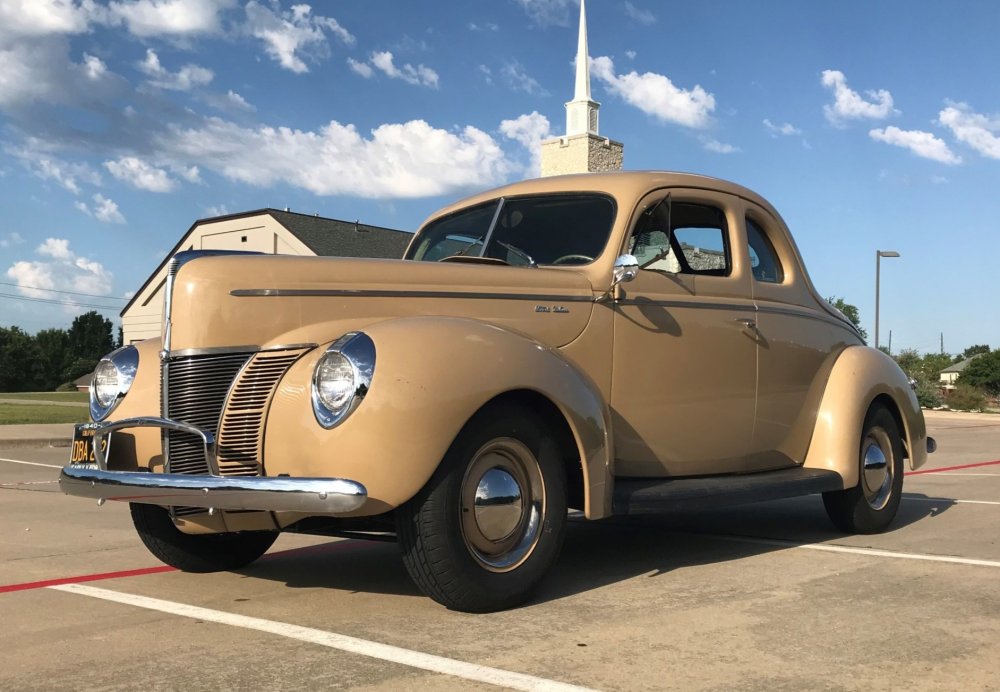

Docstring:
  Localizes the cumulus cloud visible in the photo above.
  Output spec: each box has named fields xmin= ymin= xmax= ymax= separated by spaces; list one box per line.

xmin=821 ymin=70 xmax=895 ymax=126
xmin=869 ymin=126 xmax=961 ymax=165
xmin=623 ymin=2 xmax=655 ymax=25
xmin=0 ymin=0 xmax=92 ymax=40
xmin=347 ymin=57 xmax=373 ymax=78
xmin=104 ymin=156 xmax=178 ymax=191
xmin=155 ymin=117 xmax=512 ymax=198
xmin=11 ymin=148 xmax=102 ymax=194
xmin=0 ymin=37 xmax=122 ymax=111
xmin=700 ymin=137 xmax=739 ymax=154
xmin=500 ymin=111 xmax=552 ymax=176
xmin=513 ymin=0 xmax=574 ymax=26
xmin=225 ymin=89 xmax=253 ymax=111
xmin=938 ymin=103 xmax=1000 ymax=160
xmin=763 ymin=119 xmax=802 ymax=137
xmin=104 ymin=0 xmax=236 ymax=37
xmin=369 ymin=51 xmax=439 ymax=88
xmin=501 ymin=61 xmax=547 ymax=96
xmin=76 ymin=193 xmax=126 ymax=223
xmin=6 ymin=237 xmax=114 ymax=307
xmin=137 ymin=49 xmax=213 ymax=90
xmin=591 ymin=56 xmax=715 ymax=128
xmin=244 ymin=1 xmax=354 ymax=73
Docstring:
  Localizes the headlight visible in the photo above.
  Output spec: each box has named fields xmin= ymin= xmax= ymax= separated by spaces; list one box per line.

xmin=311 ymin=332 xmax=375 ymax=429
xmin=90 ymin=345 xmax=139 ymax=422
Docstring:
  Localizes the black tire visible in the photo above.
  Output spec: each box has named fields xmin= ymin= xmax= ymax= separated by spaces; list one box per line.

xmin=823 ymin=405 xmax=904 ymax=534
xmin=130 ymin=503 xmax=278 ymax=573
xmin=396 ymin=403 xmax=567 ymax=613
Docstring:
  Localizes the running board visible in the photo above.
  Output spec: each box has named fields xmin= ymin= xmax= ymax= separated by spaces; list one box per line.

xmin=612 ymin=467 xmax=845 ymax=516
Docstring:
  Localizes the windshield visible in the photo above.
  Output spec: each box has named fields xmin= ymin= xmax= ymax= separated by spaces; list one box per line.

xmin=407 ymin=194 xmax=616 ymax=266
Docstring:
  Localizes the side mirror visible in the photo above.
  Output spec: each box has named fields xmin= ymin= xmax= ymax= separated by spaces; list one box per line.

xmin=612 ymin=254 xmax=639 ymax=287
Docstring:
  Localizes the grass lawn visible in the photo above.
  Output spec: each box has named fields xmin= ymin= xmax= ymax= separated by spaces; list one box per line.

xmin=0 ymin=391 xmax=89 ymax=403
xmin=0 ymin=403 xmax=89 ymax=425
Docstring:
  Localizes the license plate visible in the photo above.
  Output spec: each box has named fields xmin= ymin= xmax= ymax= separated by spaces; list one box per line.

xmin=69 ymin=423 xmax=111 ymax=467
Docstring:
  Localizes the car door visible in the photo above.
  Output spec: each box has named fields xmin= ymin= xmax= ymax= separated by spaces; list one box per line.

xmin=742 ymin=203 xmax=848 ymax=469
xmin=610 ymin=190 xmax=757 ymax=477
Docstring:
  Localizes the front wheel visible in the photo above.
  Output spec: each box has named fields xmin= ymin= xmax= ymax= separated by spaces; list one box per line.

xmin=822 ymin=405 xmax=904 ymax=534
xmin=396 ymin=403 xmax=567 ymax=613
xmin=130 ymin=503 xmax=278 ymax=572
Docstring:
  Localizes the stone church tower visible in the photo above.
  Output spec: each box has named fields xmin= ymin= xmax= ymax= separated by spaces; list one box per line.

xmin=540 ymin=0 xmax=624 ymax=176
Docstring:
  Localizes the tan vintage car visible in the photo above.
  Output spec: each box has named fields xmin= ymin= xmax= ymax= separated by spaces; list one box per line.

xmin=62 ymin=171 xmax=934 ymax=612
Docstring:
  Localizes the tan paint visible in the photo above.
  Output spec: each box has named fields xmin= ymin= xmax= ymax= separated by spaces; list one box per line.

xmin=99 ymin=171 xmax=927 ymax=532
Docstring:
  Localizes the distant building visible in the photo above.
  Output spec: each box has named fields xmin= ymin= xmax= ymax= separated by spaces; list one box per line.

xmin=121 ymin=209 xmax=411 ymax=344
xmin=540 ymin=0 xmax=624 ymax=177
xmin=939 ymin=355 xmax=982 ymax=390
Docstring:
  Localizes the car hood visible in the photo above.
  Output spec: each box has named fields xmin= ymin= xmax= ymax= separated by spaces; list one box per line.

xmin=166 ymin=255 xmax=596 ymax=352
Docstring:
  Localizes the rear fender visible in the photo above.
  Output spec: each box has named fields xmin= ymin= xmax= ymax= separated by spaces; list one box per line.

xmin=264 ymin=316 xmax=614 ymax=518
xmin=803 ymin=346 xmax=928 ymax=486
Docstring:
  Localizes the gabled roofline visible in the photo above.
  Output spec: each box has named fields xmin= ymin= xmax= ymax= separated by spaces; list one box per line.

xmin=119 ymin=208 xmax=408 ymax=316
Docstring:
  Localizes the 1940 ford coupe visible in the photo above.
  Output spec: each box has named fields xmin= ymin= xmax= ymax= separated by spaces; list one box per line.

xmin=61 ymin=171 xmax=934 ymax=612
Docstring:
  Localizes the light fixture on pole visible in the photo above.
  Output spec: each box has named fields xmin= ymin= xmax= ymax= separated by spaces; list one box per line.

xmin=875 ymin=250 xmax=900 ymax=350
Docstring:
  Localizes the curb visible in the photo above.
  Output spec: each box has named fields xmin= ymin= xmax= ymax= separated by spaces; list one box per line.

xmin=0 ymin=438 xmax=73 ymax=450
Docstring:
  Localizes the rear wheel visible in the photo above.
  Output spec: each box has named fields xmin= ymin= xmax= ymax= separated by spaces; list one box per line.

xmin=396 ymin=403 xmax=567 ymax=613
xmin=823 ymin=405 xmax=904 ymax=534
xmin=130 ymin=503 xmax=278 ymax=572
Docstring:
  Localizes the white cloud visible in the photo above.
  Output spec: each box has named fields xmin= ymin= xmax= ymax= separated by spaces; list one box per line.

xmin=244 ymin=1 xmax=354 ymax=74
xmin=700 ymin=137 xmax=739 ymax=154
xmin=205 ymin=204 xmax=229 ymax=217
xmin=82 ymin=53 xmax=107 ymax=80
xmin=514 ymin=0 xmax=574 ymax=27
xmin=869 ymin=126 xmax=961 ymax=165
xmin=625 ymin=50 xmax=637 ymax=60
xmin=6 ymin=237 xmax=114 ymax=308
xmin=0 ymin=38 xmax=121 ymax=110
xmin=468 ymin=22 xmax=499 ymax=32
xmin=0 ymin=0 xmax=92 ymax=40
xmin=938 ymin=103 xmax=1000 ymax=160
xmin=225 ymin=89 xmax=253 ymax=111
xmin=501 ymin=61 xmax=547 ymax=96
xmin=138 ymin=49 xmax=213 ymax=90
xmin=763 ymin=119 xmax=802 ymax=137
xmin=174 ymin=164 xmax=200 ymax=182
xmin=156 ymin=117 xmax=512 ymax=198
xmin=12 ymin=148 xmax=102 ymax=194
xmin=369 ymin=51 xmax=439 ymax=88
xmin=77 ymin=193 xmax=126 ymax=223
xmin=478 ymin=64 xmax=493 ymax=86
xmin=591 ymin=55 xmax=715 ymax=128
xmin=500 ymin=111 xmax=552 ymax=176
xmin=821 ymin=69 xmax=895 ymax=126
xmin=347 ymin=57 xmax=373 ymax=79
xmin=0 ymin=232 xmax=24 ymax=248
xmin=104 ymin=156 xmax=178 ymax=191
xmin=623 ymin=2 xmax=655 ymax=25
xmin=105 ymin=0 xmax=236 ymax=37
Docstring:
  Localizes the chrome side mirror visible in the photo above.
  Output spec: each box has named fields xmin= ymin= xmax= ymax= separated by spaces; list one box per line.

xmin=612 ymin=254 xmax=639 ymax=287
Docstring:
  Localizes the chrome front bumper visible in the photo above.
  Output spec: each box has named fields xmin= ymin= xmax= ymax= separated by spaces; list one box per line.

xmin=59 ymin=416 xmax=367 ymax=514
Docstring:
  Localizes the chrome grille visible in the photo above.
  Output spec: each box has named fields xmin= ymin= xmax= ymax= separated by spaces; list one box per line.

xmin=217 ymin=349 xmax=308 ymax=476
xmin=164 ymin=352 xmax=251 ymax=475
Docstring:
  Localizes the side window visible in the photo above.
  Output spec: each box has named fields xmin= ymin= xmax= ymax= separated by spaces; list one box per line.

xmin=630 ymin=201 xmax=730 ymax=276
xmin=746 ymin=217 xmax=784 ymax=283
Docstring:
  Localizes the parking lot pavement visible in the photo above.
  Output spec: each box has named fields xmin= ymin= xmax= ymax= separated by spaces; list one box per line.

xmin=2 ymin=412 xmax=999 ymax=691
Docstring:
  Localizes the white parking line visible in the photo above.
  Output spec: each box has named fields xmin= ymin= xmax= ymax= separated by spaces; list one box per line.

xmin=0 ymin=457 xmax=62 ymax=469
xmin=915 ymin=473 xmax=1000 ymax=477
xmin=49 ymin=583 xmax=597 ymax=692
xmin=905 ymin=497 xmax=1000 ymax=506
xmin=704 ymin=534 xmax=1000 ymax=568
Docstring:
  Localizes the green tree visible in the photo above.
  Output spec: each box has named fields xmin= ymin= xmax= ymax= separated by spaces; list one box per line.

xmin=958 ymin=349 xmax=1000 ymax=397
xmin=826 ymin=296 xmax=868 ymax=343
xmin=34 ymin=328 xmax=70 ymax=390
xmin=963 ymin=344 xmax=990 ymax=359
xmin=62 ymin=311 xmax=115 ymax=383
xmin=0 ymin=326 xmax=44 ymax=392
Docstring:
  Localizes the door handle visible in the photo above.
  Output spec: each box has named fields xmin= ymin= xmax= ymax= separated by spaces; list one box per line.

xmin=735 ymin=318 xmax=757 ymax=329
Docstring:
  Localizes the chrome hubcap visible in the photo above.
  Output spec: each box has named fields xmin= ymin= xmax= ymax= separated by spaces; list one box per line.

xmin=460 ymin=438 xmax=545 ymax=573
xmin=861 ymin=429 xmax=893 ymax=510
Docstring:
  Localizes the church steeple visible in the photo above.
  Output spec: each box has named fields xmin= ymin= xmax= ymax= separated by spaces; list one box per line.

xmin=565 ymin=0 xmax=600 ymax=136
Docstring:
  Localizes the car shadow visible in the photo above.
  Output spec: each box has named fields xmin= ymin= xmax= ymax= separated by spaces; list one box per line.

xmin=236 ymin=493 xmax=955 ymax=607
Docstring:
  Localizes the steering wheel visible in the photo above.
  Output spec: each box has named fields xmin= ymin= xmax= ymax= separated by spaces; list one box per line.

xmin=550 ymin=254 xmax=594 ymax=265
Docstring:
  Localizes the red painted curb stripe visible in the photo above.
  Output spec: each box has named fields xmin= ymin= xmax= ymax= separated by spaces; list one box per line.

xmin=0 ymin=538 xmax=369 ymax=595
xmin=906 ymin=459 xmax=1000 ymax=476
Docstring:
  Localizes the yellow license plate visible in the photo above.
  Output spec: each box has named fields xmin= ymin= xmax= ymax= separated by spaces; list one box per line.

xmin=69 ymin=423 xmax=110 ymax=466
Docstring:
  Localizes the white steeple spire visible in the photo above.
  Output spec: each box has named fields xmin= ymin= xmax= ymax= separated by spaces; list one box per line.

xmin=565 ymin=0 xmax=599 ymax=136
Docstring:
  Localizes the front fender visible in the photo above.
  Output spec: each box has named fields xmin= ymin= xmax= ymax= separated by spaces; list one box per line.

xmin=263 ymin=316 xmax=613 ymax=518
xmin=803 ymin=345 xmax=928 ymax=486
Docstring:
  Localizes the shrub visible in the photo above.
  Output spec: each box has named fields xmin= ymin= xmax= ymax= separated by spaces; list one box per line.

xmin=946 ymin=384 xmax=987 ymax=411
xmin=915 ymin=380 xmax=943 ymax=408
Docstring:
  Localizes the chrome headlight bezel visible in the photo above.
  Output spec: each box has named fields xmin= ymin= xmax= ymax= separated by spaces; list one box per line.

xmin=311 ymin=332 xmax=376 ymax=429
xmin=90 ymin=345 xmax=139 ymax=422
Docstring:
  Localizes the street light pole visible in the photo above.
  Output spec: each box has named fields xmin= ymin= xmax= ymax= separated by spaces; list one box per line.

xmin=875 ymin=250 xmax=900 ymax=350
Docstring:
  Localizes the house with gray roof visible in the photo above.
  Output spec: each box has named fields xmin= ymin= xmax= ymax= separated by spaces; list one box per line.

xmin=939 ymin=355 xmax=982 ymax=390
xmin=121 ymin=209 xmax=412 ymax=344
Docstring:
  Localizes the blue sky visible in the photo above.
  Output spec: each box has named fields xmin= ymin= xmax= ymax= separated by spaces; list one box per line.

xmin=1 ymin=0 xmax=998 ymax=355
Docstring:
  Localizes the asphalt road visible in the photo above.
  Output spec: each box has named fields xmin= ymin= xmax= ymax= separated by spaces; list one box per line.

xmin=1 ymin=410 xmax=998 ymax=691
